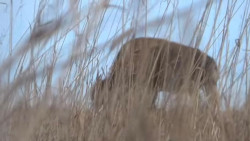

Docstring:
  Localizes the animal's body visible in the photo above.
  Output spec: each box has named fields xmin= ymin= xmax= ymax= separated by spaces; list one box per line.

xmin=91 ymin=38 xmax=220 ymax=109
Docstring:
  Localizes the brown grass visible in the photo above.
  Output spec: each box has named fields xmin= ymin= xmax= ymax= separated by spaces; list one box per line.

xmin=0 ymin=0 xmax=249 ymax=141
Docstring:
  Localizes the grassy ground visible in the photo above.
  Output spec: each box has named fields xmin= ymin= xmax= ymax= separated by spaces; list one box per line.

xmin=0 ymin=0 xmax=249 ymax=141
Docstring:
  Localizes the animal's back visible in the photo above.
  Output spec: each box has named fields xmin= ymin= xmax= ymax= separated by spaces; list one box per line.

xmin=110 ymin=38 xmax=211 ymax=90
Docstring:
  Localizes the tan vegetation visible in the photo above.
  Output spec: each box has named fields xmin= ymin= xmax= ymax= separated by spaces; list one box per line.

xmin=0 ymin=0 xmax=249 ymax=141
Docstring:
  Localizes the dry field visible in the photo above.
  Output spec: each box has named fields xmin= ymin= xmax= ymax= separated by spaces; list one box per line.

xmin=0 ymin=0 xmax=249 ymax=141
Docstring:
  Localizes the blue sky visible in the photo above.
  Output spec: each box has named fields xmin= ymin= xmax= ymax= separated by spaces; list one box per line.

xmin=0 ymin=0 xmax=247 ymax=55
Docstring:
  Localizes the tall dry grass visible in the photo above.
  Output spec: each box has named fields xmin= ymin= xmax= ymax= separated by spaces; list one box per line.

xmin=0 ymin=0 xmax=249 ymax=141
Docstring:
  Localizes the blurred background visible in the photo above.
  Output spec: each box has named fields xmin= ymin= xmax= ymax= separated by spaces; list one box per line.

xmin=0 ymin=0 xmax=249 ymax=140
